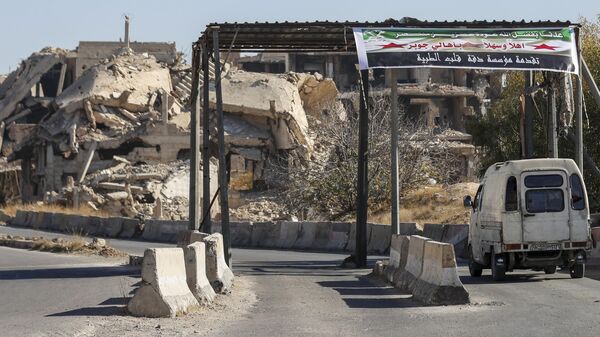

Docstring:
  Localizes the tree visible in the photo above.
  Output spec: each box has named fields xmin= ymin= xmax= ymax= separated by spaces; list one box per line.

xmin=467 ymin=15 xmax=600 ymax=211
xmin=271 ymin=94 xmax=462 ymax=220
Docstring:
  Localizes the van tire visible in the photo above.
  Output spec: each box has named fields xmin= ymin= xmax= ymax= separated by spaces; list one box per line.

xmin=491 ymin=253 xmax=506 ymax=281
xmin=469 ymin=248 xmax=483 ymax=277
xmin=570 ymin=263 xmax=585 ymax=279
xmin=544 ymin=266 xmax=557 ymax=274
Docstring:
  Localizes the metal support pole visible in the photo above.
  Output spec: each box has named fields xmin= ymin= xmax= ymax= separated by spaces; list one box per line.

xmin=524 ymin=71 xmax=535 ymax=158
xmin=547 ymin=73 xmax=558 ymax=158
xmin=387 ymin=69 xmax=400 ymax=236
xmin=575 ymin=73 xmax=584 ymax=173
xmin=201 ymin=41 xmax=212 ymax=233
xmin=355 ymin=69 xmax=370 ymax=268
xmin=188 ymin=47 xmax=202 ymax=231
xmin=582 ymin=58 xmax=600 ymax=108
xmin=213 ymin=29 xmax=231 ymax=267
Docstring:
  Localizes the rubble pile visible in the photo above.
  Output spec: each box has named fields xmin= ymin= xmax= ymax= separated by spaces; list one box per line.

xmin=0 ymin=44 xmax=342 ymax=222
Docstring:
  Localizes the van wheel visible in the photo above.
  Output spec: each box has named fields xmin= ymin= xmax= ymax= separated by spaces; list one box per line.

xmin=491 ymin=253 xmax=506 ymax=281
xmin=544 ymin=266 xmax=557 ymax=274
xmin=469 ymin=248 xmax=483 ymax=277
xmin=570 ymin=263 xmax=585 ymax=279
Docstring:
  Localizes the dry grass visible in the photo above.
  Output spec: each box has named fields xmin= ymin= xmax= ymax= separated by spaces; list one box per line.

xmin=1 ymin=203 xmax=110 ymax=218
xmin=29 ymin=235 xmax=125 ymax=257
xmin=370 ymin=182 xmax=479 ymax=226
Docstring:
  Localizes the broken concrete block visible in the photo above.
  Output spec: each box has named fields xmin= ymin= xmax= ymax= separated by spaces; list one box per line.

xmin=202 ymin=233 xmax=234 ymax=294
xmin=184 ymin=242 xmax=216 ymax=305
xmin=128 ymin=248 xmax=200 ymax=317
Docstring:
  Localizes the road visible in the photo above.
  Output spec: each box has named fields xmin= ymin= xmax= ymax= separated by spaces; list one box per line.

xmin=1 ymin=225 xmax=600 ymax=337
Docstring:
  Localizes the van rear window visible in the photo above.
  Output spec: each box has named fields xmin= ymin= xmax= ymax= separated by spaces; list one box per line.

xmin=524 ymin=175 xmax=563 ymax=188
xmin=525 ymin=189 xmax=564 ymax=213
xmin=570 ymin=174 xmax=586 ymax=210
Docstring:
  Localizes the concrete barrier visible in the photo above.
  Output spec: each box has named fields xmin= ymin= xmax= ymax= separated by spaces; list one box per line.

xmin=278 ymin=221 xmax=302 ymax=249
xmin=396 ymin=235 xmax=430 ymax=291
xmin=142 ymin=220 xmax=188 ymax=242
xmin=128 ymin=248 xmax=200 ymax=317
xmin=251 ymin=221 xmax=281 ymax=248
xmin=423 ymin=223 xmax=446 ymax=242
xmin=184 ymin=242 xmax=216 ymax=305
xmin=367 ymin=223 xmax=391 ymax=254
xmin=412 ymin=240 xmax=469 ymax=305
xmin=203 ymin=233 xmax=234 ymax=293
xmin=120 ymin=217 xmax=140 ymax=238
xmin=10 ymin=210 xmax=28 ymax=227
xmin=441 ymin=224 xmax=469 ymax=259
xmin=229 ymin=221 xmax=252 ymax=247
xmin=384 ymin=235 xmax=410 ymax=284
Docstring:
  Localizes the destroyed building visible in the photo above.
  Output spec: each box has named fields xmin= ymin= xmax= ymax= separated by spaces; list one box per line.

xmin=0 ymin=33 xmax=340 ymax=221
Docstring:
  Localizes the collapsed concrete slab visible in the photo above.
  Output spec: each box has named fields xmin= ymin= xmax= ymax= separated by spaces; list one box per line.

xmin=202 ymin=233 xmax=234 ymax=293
xmin=184 ymin=242 xmax=216 ymax=305
xmin=128 ymin=248 xmax=199 ymax=317
xmin=55 ymin=52 xmax=172 ymax=113
xmin=412 ymin=240 xmax=469 ymax=305
xmin=209 ymin=70 xmax=313 ymax=157
xmin=0 ymin=48 xmax=66 ymax=122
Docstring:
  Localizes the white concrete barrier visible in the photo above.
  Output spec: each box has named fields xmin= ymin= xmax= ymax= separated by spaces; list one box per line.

xmin=185 ymin=242 xmax=216 ymax=305
xmin=128 ymin=248 xmax=199 ymax=317
xmin=412 ymin=240 xmax=469 ymax=305
xmin=203 ymin=233 xmax=234 ymax=293
xmin=384 ymin=235 xmax=410 ymax=283
xmin=395 ymin=235 xmax=429 ymax=291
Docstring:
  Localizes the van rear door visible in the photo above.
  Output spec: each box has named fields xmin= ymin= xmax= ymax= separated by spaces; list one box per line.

xmin=520 ymin=171 xmax=570 ymax=243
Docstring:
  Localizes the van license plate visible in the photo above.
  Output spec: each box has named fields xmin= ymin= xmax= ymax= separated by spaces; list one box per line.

xmin=529 ymin=243 xmax=561 ymax=251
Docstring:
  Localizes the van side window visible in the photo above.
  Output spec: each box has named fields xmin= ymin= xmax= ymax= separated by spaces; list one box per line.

xmin=474 ymin=185 xmax=483 ymax=211
xmin=570 ymin=174 xmax=586 ymax=210
xmin=505 ymin=176 xmax=518 ymax=211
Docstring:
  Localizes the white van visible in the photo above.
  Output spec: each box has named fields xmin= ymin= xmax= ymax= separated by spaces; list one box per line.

xmin=464 ymin=158 xmax=592 ymax=281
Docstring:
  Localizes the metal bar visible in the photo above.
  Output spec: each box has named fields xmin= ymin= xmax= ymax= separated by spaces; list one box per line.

xmin=201 ymin=187 xmax=220 ymax=230
xmin=189 ymin=46 xmax=202 ymax=230
xmin=356 ymin=69 xmax=370 ymax=268
xmin=524 ymin=71 xmax=535 ymax=158
xmin=387 ymin=69 xmax=400 ymax=236
xmin=582 ymin=57 xmax=600 ymax=107
xmin=547 ymin=73 xmax=558 ymax=158
xmin=575 ymin=73 xmax=584 ymax=173
xmin=213 ymin=29 xmax=232 ymax=267
xmin=202 ymin=40 xmax=212 ymax=233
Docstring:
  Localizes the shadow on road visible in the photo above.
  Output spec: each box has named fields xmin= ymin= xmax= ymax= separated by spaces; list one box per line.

xmin=0 ymin=266 xmax=139 ymax=280
xmin=47 ymin=301 xmax=128 ymax=317
xmin=461 ymin=273 xmax=552 ymax=284
xmin=233 ymin=259 xmax=375 ymax=277
xmin=317 ymin=277 xmax=423 ymax=309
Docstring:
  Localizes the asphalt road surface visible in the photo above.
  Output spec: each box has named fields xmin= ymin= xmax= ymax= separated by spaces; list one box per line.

xmin=1 ymin=225 xmax=599 ymax=337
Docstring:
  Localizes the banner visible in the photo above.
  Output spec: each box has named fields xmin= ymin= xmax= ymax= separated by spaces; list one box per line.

xmin=354 ymin=27 xmax=579 ymax=74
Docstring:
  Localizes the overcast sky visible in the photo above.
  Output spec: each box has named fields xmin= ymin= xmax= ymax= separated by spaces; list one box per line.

xmin=1 ymin=0 xmax=598 ymax=74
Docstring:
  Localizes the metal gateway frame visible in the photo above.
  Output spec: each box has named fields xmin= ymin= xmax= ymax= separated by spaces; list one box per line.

xmin=190 ymin=19 xmax=594 ymax=268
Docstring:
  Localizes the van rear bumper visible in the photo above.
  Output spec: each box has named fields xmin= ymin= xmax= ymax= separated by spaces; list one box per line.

xmin=502 ymin=241 xmax=592 ymax=252
xmin=508 ymin=249 xmax=586 ymax=269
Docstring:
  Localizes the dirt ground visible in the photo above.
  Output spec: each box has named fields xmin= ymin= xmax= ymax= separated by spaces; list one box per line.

xmin=86 ymin=276 xmax=257 ymax=337
xmin=371 ymin=182 xmax=479 ymax=226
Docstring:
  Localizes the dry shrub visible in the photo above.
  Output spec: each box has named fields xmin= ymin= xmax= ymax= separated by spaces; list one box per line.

xmin=2 ymin=203 xmax=109 ymax=217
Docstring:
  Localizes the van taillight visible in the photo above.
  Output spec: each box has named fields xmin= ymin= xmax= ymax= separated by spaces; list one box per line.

xmin=504 ymin=244 xmax=521 ymax=250
xmin=571 ymin=242 xmax=588 ymax=248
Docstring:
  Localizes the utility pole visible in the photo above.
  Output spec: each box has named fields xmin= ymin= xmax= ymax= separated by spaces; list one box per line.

xmin=355 ymin=69 xmax=370 ymax=268
xmin=386 ymin=69 xmax=400 ymax=236
xmin=201 ymin=40 xmax=212 ymax=233
xmin=212 ymin=28 xmax=232 ymax=267
xmin=547 ymin=72 xmax=558 ymax=158
xmin=189 ymin=47 xmax=201 ymax=231
xmin=524 ymin=71 xmax=535 ymax=158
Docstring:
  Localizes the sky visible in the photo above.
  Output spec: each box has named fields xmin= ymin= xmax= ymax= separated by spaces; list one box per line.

xmin=0 ymin=0 xmax=598 ymax=74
